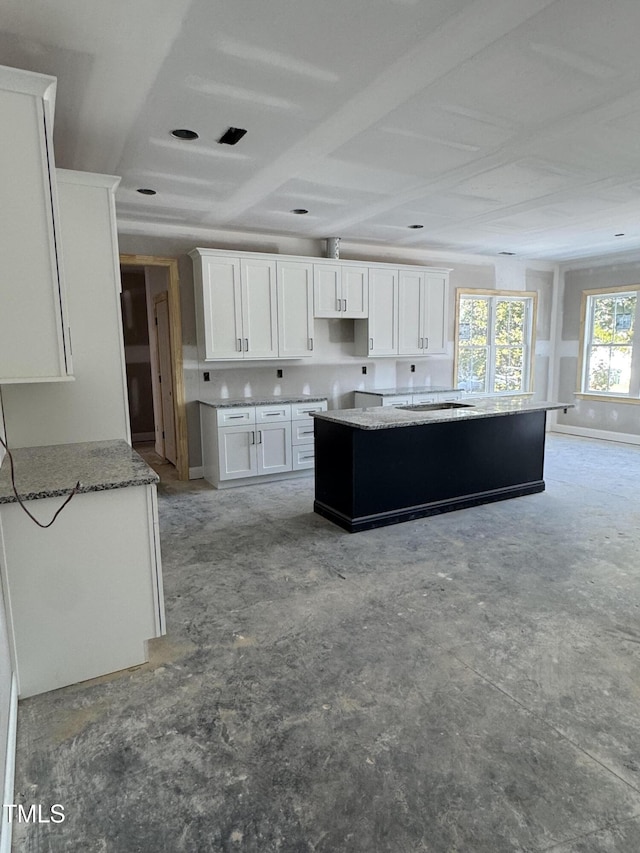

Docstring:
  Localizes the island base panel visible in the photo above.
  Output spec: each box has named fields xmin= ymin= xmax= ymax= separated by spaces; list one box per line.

xmin=313 ymin=411 xmax=547 ymax=532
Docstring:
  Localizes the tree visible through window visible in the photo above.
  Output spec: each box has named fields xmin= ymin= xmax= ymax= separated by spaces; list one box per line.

xmin=456 ymin=291 xmax=535 ymax=395
xmin=581 ymin=289 xmax=640 ymax=396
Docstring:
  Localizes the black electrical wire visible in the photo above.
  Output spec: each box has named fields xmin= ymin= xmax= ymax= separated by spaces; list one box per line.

xmin=0 ymin=434 xmax=81 ymax=528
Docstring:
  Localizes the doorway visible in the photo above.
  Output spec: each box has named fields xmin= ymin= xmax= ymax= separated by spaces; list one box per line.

xmin=119 ymin=255 xmax=188 ymax=480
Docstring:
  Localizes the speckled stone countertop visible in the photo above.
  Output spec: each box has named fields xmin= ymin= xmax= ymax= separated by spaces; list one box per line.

xmin=311 ymin=398 xmax=574 ymax=430
xmin=199 ymin=395 xmax=327 ymax=408
xmin=0 ymin=440 xmax=158 ymax=504
xmin=355 ymin=385 xmax=461 ymax=396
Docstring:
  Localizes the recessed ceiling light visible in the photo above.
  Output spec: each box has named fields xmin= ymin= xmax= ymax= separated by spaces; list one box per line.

xmin=408 ymin=224 xmax=424 ymax=229
xmin=137 ymin=188 xmax=156 ymax=195
xmin=615 ymin=232 xmax=625 ymax=237
xmin=499 ymin=251 xmax=515 ymax=255
xmin=218 ymin=127 xmax=248 ymax=145
xmin=291 ymin=208 xmax=308 ymax=215
xmin=171 ymin=128 xmax=199 ymax=140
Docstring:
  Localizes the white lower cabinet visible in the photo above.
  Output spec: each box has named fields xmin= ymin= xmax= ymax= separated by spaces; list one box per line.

xmin=0 ymin=483 xmax=164 ymax=698
xmin=201 ymin=399 xmax=327 ymax=487
xmin=354 ymin=390 xmax=462 ymax=408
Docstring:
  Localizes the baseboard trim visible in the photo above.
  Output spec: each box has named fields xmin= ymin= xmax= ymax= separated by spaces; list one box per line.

xmin=315 ymin=481 xmax=546 ymax=533
xmin=551 ymin=424 xmax=640 ymax=446
xmin=189 ymin=466 xmax=204 ymax=480
xmin=0 ymin=674 xmax=18 ymax=853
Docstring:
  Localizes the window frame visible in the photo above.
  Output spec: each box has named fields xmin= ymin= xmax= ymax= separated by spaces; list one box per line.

xmin=454 ymin=289 xmax=538 ymax=397
xmin=577 ymin=284 xmax=640 ymax=403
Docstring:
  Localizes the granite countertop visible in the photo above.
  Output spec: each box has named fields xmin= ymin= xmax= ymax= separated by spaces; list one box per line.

xmin=0 ymin=440 xmax=158 ymax=504
xmin=355 ymin=385 xmax=461 ymax=396
xmin=199 ymin=395 xmax=327 ymax=408
xmin=311 ymin=398 xmax=574 ymax=430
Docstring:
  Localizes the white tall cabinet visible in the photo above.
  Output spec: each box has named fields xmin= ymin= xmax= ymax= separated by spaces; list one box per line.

xmin=2 ymin=171 xmax=130 ymax=447
xmin=0 ymin=65 xmax=72 ymax=383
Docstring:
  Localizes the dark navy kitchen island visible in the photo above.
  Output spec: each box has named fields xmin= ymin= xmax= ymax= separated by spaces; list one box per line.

xmin=312 ymin=399 xmax=571 ymax=533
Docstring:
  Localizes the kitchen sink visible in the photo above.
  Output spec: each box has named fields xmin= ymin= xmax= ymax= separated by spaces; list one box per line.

xmin=399 ymin=402 xmax=475 ymax=411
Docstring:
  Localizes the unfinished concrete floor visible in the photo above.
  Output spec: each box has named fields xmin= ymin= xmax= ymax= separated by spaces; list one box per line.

xmin=12 ymin=434 xmax=640 ymax=852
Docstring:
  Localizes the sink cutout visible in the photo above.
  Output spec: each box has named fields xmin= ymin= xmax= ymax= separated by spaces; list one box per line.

xmin=400 ymin=402 xmax=475 ymax=411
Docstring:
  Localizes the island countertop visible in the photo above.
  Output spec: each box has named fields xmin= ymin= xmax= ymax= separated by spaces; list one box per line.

xmin=0 ymin=440 xmax=158 ymax=504
xmin=311 ymin=397 xmax=573 ymax=430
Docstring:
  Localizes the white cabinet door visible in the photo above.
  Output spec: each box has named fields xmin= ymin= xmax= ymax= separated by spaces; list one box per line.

xmin=256 ymin=423 xmax=292 ymax=474
xmin=313 ymin=265 xmax=342 ymax=317
xmin=241 ymin=259 xmax=278 ymax=358
xmin=398 ymin=270 xmax=424 ymax=355
xmin=367 ymin=268 xmax=398 ymax=356
xmin=342 ymin=266 xmax=369 ymax=317
xmin=423 ymin=273 xmax=448 ymax=354
xmin=218 ymin=425 xmax=258 ymax=480
xmin=0 ymin=66 xmax=72 ymax=383
xmin=314 ymin=264 xmax=368 ymax=318
xmin=277 ymin=261 xmax=313 ymax=358
xmin=202 ymin=257 xmax=243 ymax=359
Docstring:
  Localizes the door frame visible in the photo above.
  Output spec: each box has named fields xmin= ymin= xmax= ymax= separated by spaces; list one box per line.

xmin=119 ymin=254 xmax=188 ymax=480
xmin=153 ymin=291 xmax=177 ymax=465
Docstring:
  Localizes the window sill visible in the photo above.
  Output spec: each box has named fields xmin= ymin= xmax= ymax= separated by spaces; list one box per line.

xmin=575 ymin=393 xmax=640 ymax=406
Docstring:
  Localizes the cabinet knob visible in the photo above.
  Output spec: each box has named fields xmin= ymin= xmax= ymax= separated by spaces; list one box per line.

xmin=369 ymin=337 xmax=373 ymax=350
xmin=237 ymin=338 xmax=242 ymax=352
xmin=424 ymin=337 xmax=429 ymax=350
xmin=342 ymin=299 xmax=347 ymax=311
xmin=244 ymin=338 xmax=249 ymax=352
xmin=308 ymin=337 xmax=313 ymax=351
xmin=336 ymin=299 xmax=341 ymax=312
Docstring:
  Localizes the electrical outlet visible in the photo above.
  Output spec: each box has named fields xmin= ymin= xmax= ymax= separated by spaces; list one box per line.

xmin=277 ymin=369 xmax=283 ymax=378
xmin=410 ymin=364 xmax=415 ymax=373
xmin=203 ymin=371 xmax=210 ymax=381
xmin=362 ymin=366 xmax=367 ymax=375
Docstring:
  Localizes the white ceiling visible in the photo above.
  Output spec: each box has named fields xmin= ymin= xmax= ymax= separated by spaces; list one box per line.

xmin=3 ymin=0 xmax=640 ymax=261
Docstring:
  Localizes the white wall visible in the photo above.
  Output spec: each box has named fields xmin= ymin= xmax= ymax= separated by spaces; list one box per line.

xmin=553 ymin=258 xmax=640 ymax=442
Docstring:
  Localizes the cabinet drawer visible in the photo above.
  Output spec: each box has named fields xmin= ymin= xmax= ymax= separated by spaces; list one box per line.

xmin=216 ymin=407 xmax=255 ymax=426
xmin=292 ymin=400 xmax=327 ymax=419
xmin=411 ymin=394 xmax=436 ymax=404
xmin=292 ymin=443 xmax=315 ymax=470
xmin=256 ymin=403 xmax=291 ymax=423
xmin=382 ymin=396 xmax=411 ymax=407
xmin=292 ymin=418 xmax=315 ymax=445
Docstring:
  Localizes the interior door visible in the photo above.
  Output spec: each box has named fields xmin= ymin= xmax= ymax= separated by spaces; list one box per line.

xmin=154 ymin=293 xmax=177 ymax=465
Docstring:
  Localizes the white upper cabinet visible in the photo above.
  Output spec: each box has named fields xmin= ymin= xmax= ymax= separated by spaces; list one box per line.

xmin=192 ymin=249 xmax=313 ymax=360
xmin=0 ymin=65 xmax=72 ymax=383
xmin=397 ymin=270 xmax=448 ymax=356
xmin=240 ymin=258 xmax=278 ymax=358
xmin=356 ymin=266 xmax=449 ymax=357
xmin=313 ymin=263 xmax=368 ymax=318
xmin=277 ymin=261 xmax=314 ymax=358
xmin=200 ymin=256 xmax=243 ymax=359
xmin=398 ymin=270 xmax=424 ymax=355
xmin=423 ymin=273 xmax=448 ymax=355
xmin=356 ymin=267 xmax=398 ymax=356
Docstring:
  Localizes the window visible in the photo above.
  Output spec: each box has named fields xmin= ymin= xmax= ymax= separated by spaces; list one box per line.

xmin=579 ymin=287 xmax=640 ymax=398
xmin=455 ymin=290 xmax=536 ymax=395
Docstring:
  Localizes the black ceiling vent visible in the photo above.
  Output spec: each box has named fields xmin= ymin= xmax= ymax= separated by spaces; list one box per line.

xmin=218 ymin=127 xmax=247 ymax=145
xmin=171 ymin=128 xmax=199 ymax=140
